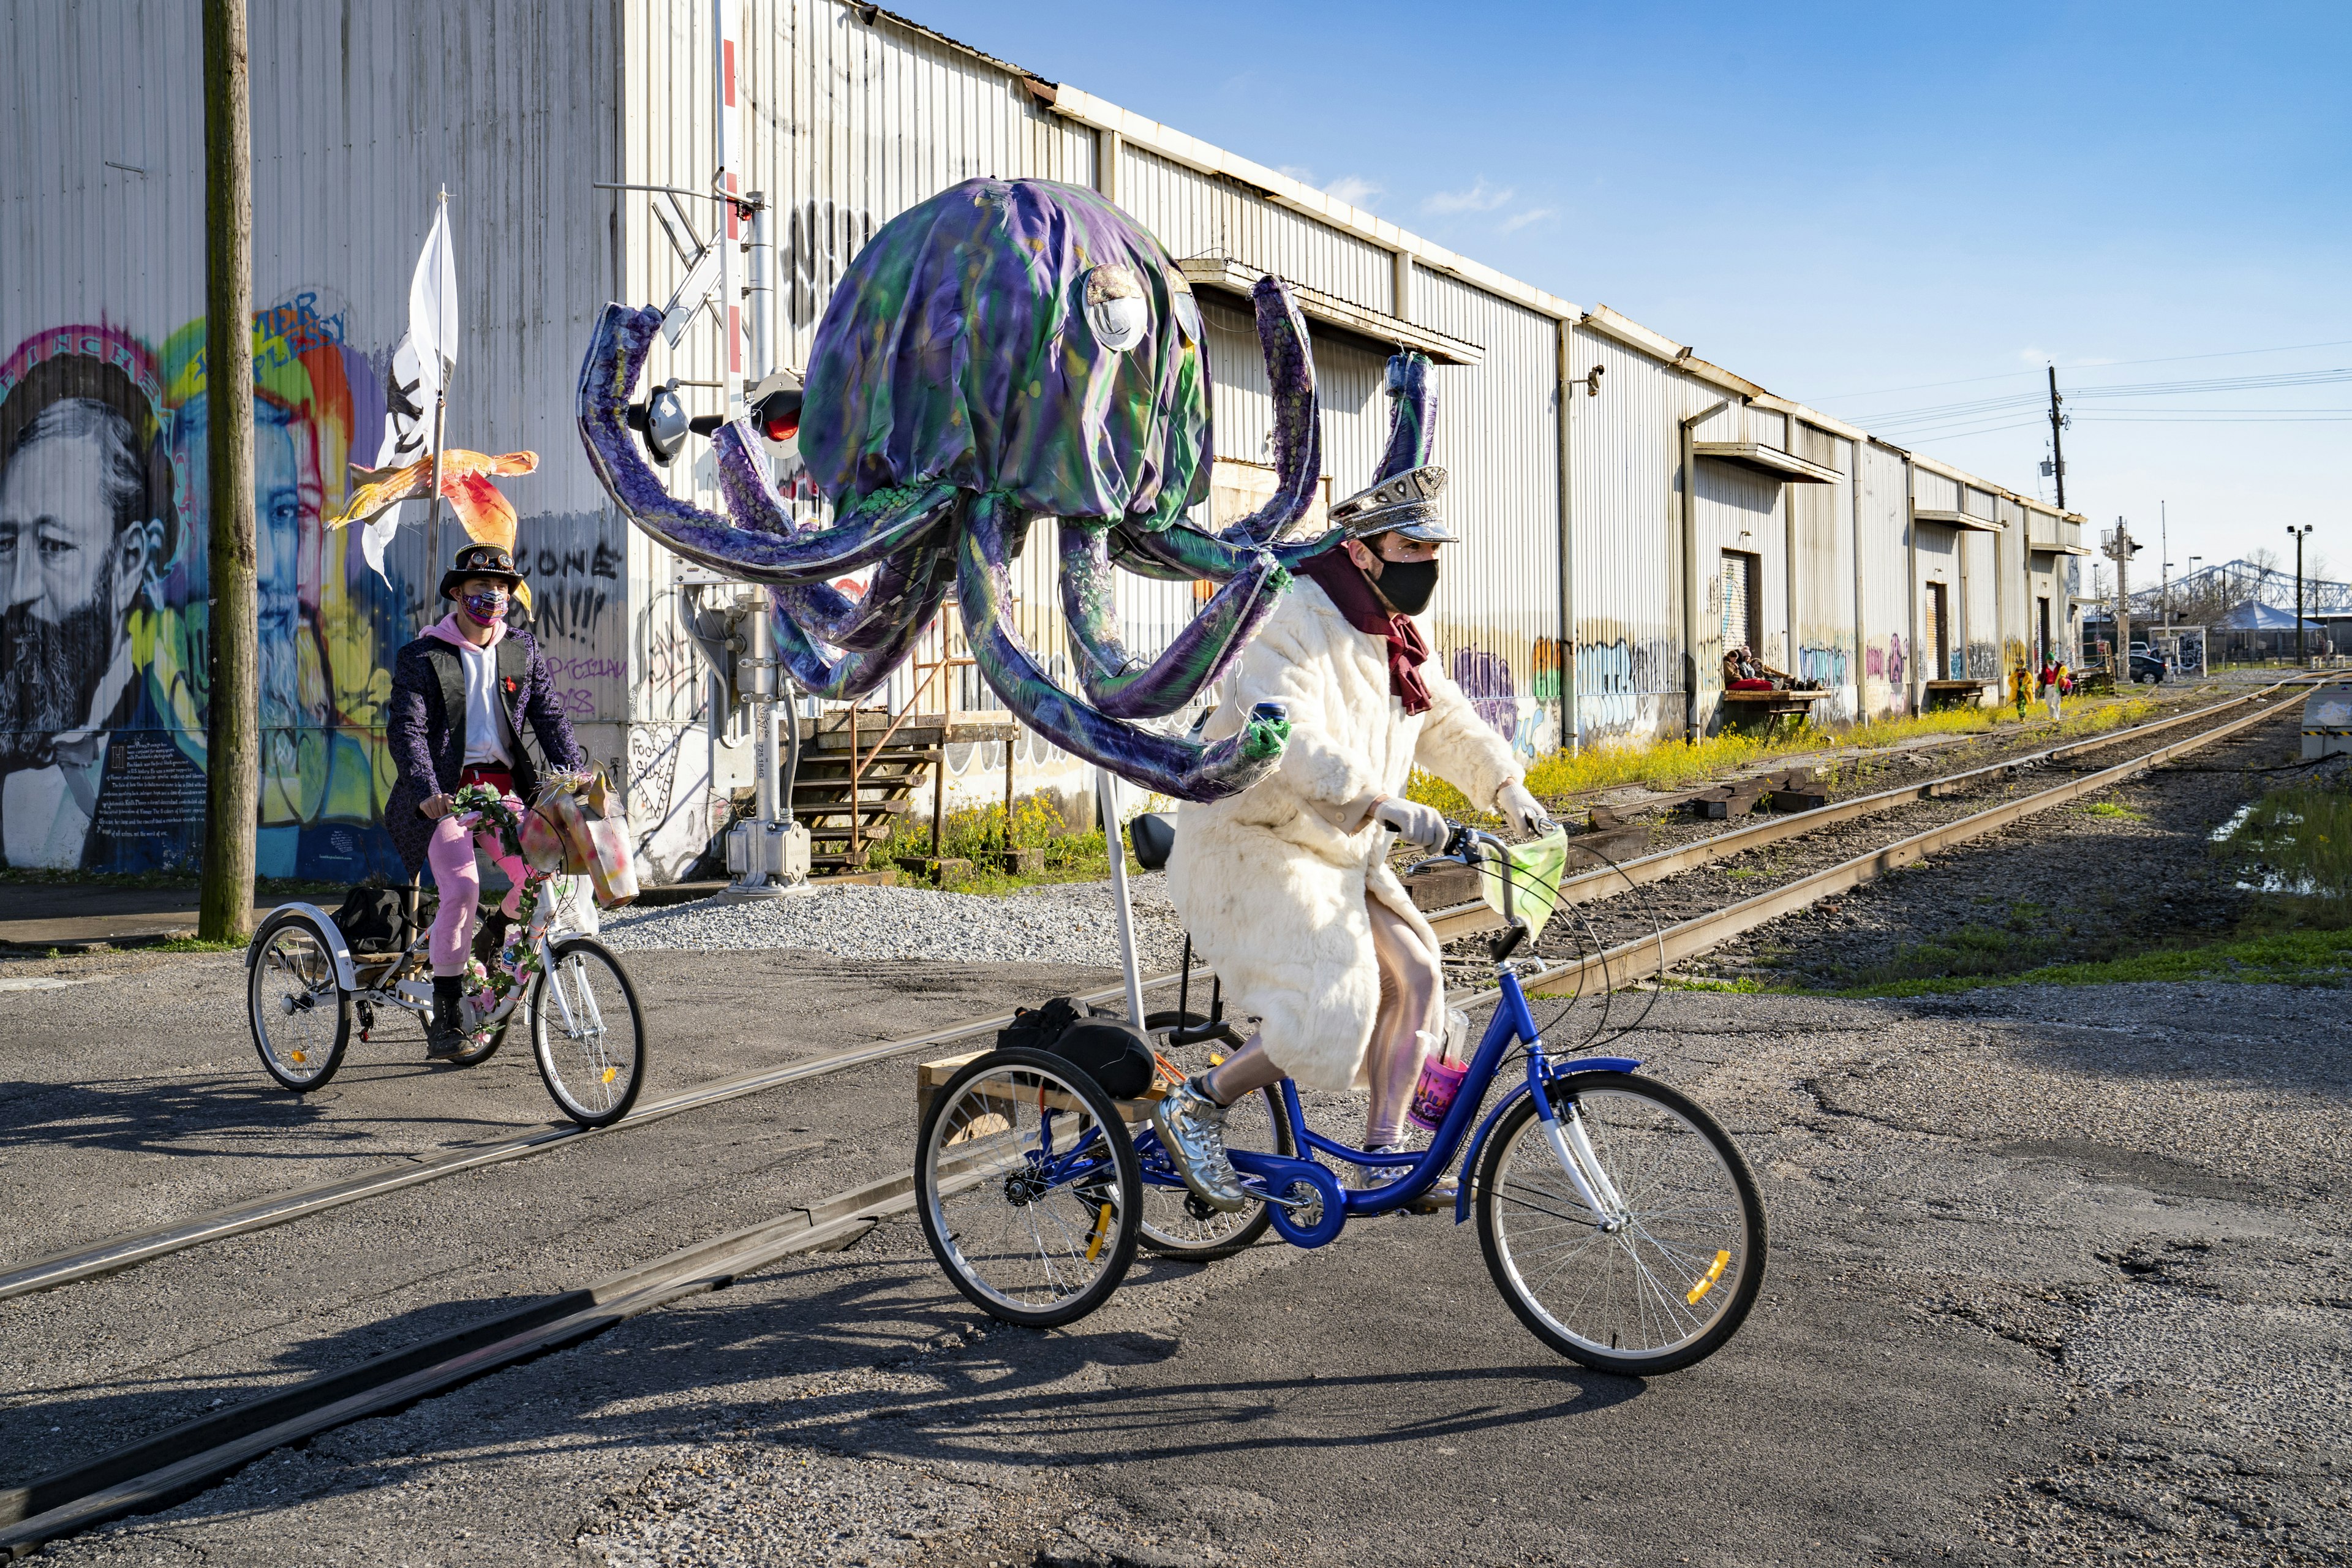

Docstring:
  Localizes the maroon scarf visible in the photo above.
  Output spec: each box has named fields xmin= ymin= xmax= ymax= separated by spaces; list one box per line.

xmin=1299 ymin=549 xmax=1432 ymax=715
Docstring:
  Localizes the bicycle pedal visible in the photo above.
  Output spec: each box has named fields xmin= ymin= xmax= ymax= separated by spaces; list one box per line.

xmin=1403 ymin=1192 xmax=1450 ymax=1215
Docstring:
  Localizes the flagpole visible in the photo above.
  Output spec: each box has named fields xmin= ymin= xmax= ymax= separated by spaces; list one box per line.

xmin=422 ymin=185 xmax=451 ymax=611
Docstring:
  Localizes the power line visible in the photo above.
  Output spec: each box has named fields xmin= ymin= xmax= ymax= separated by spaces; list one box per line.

xmin=1859 ymin=366 xmax=2352 ymax=429
xmin=1821 ymin=336 xmax=2352 ymax=404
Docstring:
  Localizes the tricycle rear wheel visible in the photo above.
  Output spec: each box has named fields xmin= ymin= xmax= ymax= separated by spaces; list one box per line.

xmin=916 ymin=1047 xmax=1141 ymax=1328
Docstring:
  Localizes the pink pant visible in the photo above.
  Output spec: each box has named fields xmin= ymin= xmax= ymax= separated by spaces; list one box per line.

xmin=426 ymin=799 xmax=527 ymax=976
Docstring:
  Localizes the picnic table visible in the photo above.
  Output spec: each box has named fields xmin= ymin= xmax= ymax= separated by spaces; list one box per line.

xmin=1720 ymin=687 xmax=1824 ymax=736
xmin=1922 ymin=678 xmax=1994 ymax=710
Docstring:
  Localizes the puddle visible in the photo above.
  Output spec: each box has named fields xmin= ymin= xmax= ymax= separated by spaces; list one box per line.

xmin=2214 ymin=788 xmax=2352 ymax=900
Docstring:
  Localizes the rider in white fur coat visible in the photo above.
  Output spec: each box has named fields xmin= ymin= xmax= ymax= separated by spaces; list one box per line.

xmin=1158 ymin=465 xmax=1553 ymax=1210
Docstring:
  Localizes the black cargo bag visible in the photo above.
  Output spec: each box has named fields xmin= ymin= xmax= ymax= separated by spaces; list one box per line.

xmin=997 ymin=997 xmax=1157 ymax=1100
xmin=330 ymin=885 xmax=412 ymax=955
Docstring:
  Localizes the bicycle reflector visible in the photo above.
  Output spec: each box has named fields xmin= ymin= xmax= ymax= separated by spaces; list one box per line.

xmin=747 ymin=369 xmax=804 ymax=450
xmin=624 ymin=379 xmax=692 ymax=466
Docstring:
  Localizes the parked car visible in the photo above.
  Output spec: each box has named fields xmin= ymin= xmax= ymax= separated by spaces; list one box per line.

xmin=2130 ymin=650 xmax=2171 ymax=684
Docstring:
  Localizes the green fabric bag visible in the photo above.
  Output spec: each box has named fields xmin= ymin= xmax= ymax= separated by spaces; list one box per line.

xmin=1480 ymin=827 xmax=1570 ymax=938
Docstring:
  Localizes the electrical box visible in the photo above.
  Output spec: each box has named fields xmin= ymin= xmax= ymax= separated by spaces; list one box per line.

xmin=2302 ymin=683 xmax=2352 ymax=760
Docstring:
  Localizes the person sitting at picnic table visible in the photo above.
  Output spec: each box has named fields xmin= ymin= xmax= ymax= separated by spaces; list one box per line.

xmin=1723 ymin=646 xmax=1806 ymax=692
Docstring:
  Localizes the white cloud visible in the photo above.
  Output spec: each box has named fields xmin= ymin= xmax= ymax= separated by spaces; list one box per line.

xmin=1499 ymin=206 xmax=1556 ymax=234
xmin=1423 ymin=178 xmax=1514 ymax=214
xmin=1278 ymin=164 xmax=1317 ymax=184
xmin=1325 ymin=173 xmax=1381 ymax=208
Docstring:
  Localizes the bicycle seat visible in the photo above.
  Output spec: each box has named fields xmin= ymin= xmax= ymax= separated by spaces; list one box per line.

xmin=1128 ymin=811 xmax=1177 ymax=871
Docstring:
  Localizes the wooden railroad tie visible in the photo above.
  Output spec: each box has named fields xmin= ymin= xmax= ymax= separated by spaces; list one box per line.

xmin=1687 ymin=767 xmax=1825 ymax=820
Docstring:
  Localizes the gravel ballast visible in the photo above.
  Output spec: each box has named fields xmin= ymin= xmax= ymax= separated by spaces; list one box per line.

xmin=599 ymin=873 xmax=1188 ymax=970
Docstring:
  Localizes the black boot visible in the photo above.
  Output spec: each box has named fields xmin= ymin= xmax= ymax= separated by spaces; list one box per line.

xmin=427 ymin=976 xmax=469 ymax=1059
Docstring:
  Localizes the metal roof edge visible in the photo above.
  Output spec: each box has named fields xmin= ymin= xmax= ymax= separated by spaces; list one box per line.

xmin=1787 ymin=404 xmax=1868 ymax=443
xmin=1047 ymin=85 xmax=1581 ymax=323
xmin=1678 ymin=356 xmax=1770 ymax=401
xmin=1577 ymin=306 xmax=1685 ymax=364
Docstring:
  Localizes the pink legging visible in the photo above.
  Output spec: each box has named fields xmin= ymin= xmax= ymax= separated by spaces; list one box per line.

xmin=426 ymin=799 xmax=527 ymax=977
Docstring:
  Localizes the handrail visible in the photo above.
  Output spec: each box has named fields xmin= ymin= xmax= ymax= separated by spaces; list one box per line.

xmin=844 ymin=610 xmax=974 ymax=861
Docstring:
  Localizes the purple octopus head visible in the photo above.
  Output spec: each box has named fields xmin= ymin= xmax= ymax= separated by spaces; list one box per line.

xmin=801 ymin=178 xmax=1212 ymax=532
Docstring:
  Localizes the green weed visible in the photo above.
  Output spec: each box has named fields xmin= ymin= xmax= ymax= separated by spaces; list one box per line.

xmin=871 ymin=788 xmax=1142 ymax=895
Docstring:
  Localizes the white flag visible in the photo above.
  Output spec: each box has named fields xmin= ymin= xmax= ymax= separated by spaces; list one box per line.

xmin=409 ymin=203 xmax=459 ymax=380
xmin=361 ymin=202 xmax=459 ymax=586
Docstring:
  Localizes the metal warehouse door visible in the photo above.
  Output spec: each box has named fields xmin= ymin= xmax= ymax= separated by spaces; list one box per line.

xmin=1924 ymin=583 xmax=1948 ymax=678
xmin=1721 ymin=551 xmax=1757 ymax=654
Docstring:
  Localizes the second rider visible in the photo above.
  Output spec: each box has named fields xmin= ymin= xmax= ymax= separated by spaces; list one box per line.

xmin=1158 ymin=466 xmax=1553 ymax=1208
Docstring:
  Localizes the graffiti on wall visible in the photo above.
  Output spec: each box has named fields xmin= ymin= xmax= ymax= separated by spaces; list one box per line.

xmin=1574 ymin=631 xmax=1678 ymax=739
xmin=1797 ymin=644 xmax=1850 ymax=689
xmin=0 ymin=294 xmax=608 ymax=879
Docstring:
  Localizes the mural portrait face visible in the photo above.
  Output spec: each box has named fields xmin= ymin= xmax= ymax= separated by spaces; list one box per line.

xmin=0 ymin=398 xmax=166 ymax=770
xmin=254 ymin=399 xmax=311 ymax=726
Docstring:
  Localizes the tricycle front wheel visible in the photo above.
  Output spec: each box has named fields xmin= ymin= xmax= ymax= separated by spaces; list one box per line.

xmin=1477 ymin=1071 xmax=1765 ymax=1376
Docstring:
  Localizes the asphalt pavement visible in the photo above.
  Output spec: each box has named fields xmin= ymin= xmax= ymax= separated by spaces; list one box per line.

xmin=4 ymin=943 xmax=2344 ymax=1566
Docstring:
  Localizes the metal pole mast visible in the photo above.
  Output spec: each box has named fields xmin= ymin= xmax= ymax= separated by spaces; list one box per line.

xmin=2291 ymin=525 xmax=2312 ymax=664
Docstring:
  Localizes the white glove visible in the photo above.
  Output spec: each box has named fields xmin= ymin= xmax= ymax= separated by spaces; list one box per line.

xmin=1370 ymin=794 xmax=1449 ymax=848
xmin=1498 ymin=781 xmax=1553 ymax=837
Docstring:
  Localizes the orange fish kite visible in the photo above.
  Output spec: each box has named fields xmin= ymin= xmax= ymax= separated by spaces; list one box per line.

xmin=330 ymin=450 xmax=539 ymax=608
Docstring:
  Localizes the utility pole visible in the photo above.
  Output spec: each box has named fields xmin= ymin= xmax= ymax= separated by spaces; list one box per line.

xmin=2103 ymin=519 xmax=2140 ymax=676
xmin=198 ymin=0 xmax=257 ymax=943
xmin=2046 ymin=364 xmax=2067 ymax=511
xmin=2159 ymin=500 xmax=2168 ymax=627
xmin=2290 ymin=524 xmax=2314 ymax=664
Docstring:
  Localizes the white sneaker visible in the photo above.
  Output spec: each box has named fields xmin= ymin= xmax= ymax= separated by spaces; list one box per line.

xmin=1152 ymin=1077 xmax=1251 ymax=1212
xmin=1349 ymin=1144 xmax=1412 ymax=1191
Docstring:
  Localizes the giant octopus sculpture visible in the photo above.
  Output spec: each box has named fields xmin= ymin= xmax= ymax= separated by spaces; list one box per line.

xmin=578 ymin=176 xmax=1433 ymax=801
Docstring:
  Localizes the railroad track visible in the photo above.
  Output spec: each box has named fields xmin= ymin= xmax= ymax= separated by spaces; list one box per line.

xmin=1431 ymin=679 xmax=2305 ymax=946
xmin=0 ymin=679 xmax=2320 ymax=1556
xmin=1444 ymin=677 xmax=2316 ymax=1002
xmin=0 ymin=966 xmax=1208 ymax=1304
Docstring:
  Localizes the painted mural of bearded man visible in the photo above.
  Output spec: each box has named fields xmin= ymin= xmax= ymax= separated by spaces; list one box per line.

xmin=0 ymin=355 xmax=194 ymax=870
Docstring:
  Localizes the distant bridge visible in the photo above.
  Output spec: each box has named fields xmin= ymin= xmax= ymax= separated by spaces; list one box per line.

xmin=2118 ymin=558 xmax=2352 ymax=619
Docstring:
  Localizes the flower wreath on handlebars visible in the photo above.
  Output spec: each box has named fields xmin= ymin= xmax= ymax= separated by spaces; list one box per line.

xmin=444 ymin=775 xmax=580 ymax=1039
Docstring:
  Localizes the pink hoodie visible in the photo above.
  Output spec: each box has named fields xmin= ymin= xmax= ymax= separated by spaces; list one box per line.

xmin=421 ymin=612 xmax=508 ymax=652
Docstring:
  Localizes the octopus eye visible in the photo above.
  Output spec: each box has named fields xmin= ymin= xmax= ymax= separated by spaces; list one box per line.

xmin=1082 ymin=264 xmax=1148 ymax=353
xmin=1167 ymin=276 xmax=1204 ymax=344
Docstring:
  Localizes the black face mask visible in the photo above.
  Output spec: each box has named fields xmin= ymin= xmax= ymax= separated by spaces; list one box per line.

xmin=1370 ymin=556 xmax=1439 ymax=616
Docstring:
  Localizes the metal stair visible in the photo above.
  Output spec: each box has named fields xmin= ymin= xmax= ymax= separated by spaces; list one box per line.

xmin=792 ymin=708 xmax=943 ymax=874
xmin=724 ymin=710 xmax=1019 ymax=876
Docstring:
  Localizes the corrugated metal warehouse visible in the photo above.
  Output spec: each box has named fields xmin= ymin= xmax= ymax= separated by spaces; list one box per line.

xmin=0 ymin=0 xmax=2086 ymax=883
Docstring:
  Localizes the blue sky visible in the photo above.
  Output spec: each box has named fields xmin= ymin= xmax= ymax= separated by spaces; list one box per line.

xmin=907 ymin=0 xmax=2352 ymax=589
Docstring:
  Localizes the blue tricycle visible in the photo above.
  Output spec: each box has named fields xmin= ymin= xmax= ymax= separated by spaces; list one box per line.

xmin=913 ymin=816 xmax=1766 ymax=1376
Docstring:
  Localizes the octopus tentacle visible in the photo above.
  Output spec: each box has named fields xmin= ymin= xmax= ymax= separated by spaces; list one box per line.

xmin=1058 ymin=526 xmax=1291 ymax=720
xmin=961 ymin=496 xmax=1289 ymax=802
xmin=1115 ymin=519 xmax=1346 ymax=582
xmin=578 ymin=303 xmax=956 ymax=584
xmin=766 ymin=525 xmax=957 ymax=700
xmin=1376 ymin=351 xmax=1437 ymax=481
xmin=1210 ymin=276 xmax=1322 ymax=546
xmin=707 ymin=418 xmax=937 ymax=652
